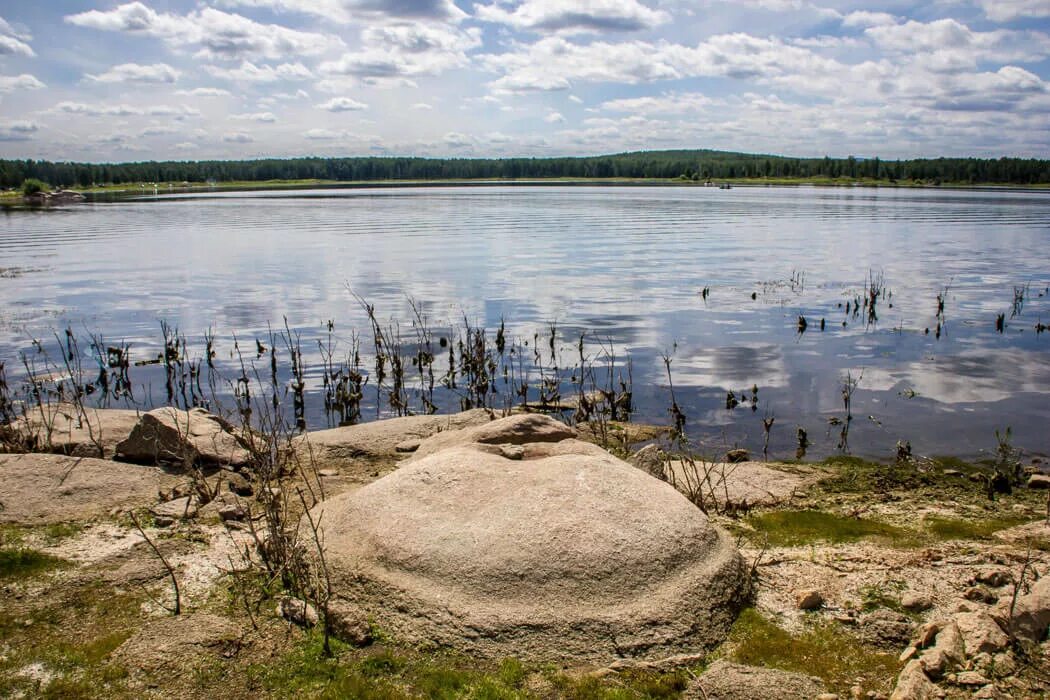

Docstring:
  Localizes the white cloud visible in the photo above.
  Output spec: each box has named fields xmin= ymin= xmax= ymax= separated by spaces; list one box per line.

xmin=139 ymin=125 xmax=180 ymax=137
xmin=568 ymin=94 xmax=583 ymax=103
xmin=320 ymin=23 xmax=481 ymax=85
xmin=204 ymin=61 xmax=313 ymax=82
xmin=0 ymin=74 xmax=45 ymax=92
xmin=231 ymin=112 xmax=278 ymax=122
xmin=544 ymin=110 xmax=565 ymax=123
xmin=317 ymin=97 xmax=369 ymax=111
xmin=223 ymin=132 xmax=255 ymax=143
xmin=65 ymin=3 xmax=343 ymax=61
xmin=411 ymin=102 xmax=434 ymax=110
xmin=0 ymin=32 xmax=33 ymax=57
xmin=841 ymin=11 xmax=897 ymax=28
xmin=444 ymin=131 xmax=474 ymax=148
xmin=304 ymin=128 xmax=345 ymax=140
xmin=49 ymin=101 xmax=201 ymax=119
xmin=176 ymin=87 xmax=232 ymax=97
xmin=0 ymin=121 xmax=38 ymax=141
xmin=217 ymin=0 xmax=467 ymax=22
xmin=87 ymin=63 xmax=180 ymax=84
xmin=975 ymin=0 xmax=1050 ymax=22
xmin=475 ymin=0 xmax=669 ymax=34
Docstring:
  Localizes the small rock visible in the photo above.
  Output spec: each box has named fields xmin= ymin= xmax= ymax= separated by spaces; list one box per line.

xmin=919 ymin=648 xmax=950 ymax=680
xmin=816 ymin=694 xmax=839 ymax=700
xmin=327 ymin=600 xmax=373 ymax=647
xmin=955 ymin=611 xmax=1009 ymax=656
xmin=317 ymin=469 xmax=339 ymax=477
xmin=153 ymin=515 xmax=174 ymax=528
xmin=899 ymin=646 xmax=918 ymax=663
xmin=151 ymin=495 xmax=199 ymax=520
xmin=225 ymin=471 xmax=253 ymax=497
xmin=629 ymin=444 xmax=667 ymax=481
xmin=889 ymin=659 xmax=938 ymax=700
xmin=218 ymin=504 xmax=247 ymax=522
xmin=277 ymin=597 xmax=318 ymax=628
xmin=726 ymin=448 xmax=750 ymax=463
xmin=992 ymin=575 xmax=1050 ymax=644
xmin=901 ymin=592 xmax=933 ymax=612
xmin=850 ymin=685 xmax=864 ymax=700
xmin=990 ymin=652 xmax=1016 ymax=678
xmin=972 ymin=685 xmax=999 ymax=700
xmin=913 ymin=620 xmax=947 ymax=648
xmin=395 ymin=438 xmax=421 ymax=453
xmin=954 ymin=671 xmax=990 ymax=686
xmin=964 ymin=586 xmax=998 ymax=604
xmin=943 ymin=469 xmax=962 ymax=477
xmin=1026 ymin=474 xmax=1050 ymax=489
xmin=499 ymin=444 xmax=524 ymax=460
xmin=796 ymin=589 xmax=824 ymax=610
xmin=974 ymin=569 xmax=1012 ymax=588
xmin=860 ymin=609 xmax=913 ymax=647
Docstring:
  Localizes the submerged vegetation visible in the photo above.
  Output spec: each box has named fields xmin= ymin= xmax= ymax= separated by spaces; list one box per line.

xmin=3 ymin=149 xmax=1050 ymax=190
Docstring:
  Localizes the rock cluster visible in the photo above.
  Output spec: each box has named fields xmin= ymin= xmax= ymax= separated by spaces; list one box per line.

xmin=890 ymin=575 xmax=1050 ymax=699
xmin=304 ymin=413 xmax=748 ymax=663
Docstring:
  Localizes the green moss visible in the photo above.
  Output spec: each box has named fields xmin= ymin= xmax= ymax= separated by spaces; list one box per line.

xmin=727 ymin=608 xmax=898 ymax=693
xmin=747 ymin=510 xmax=911 ymax=547
xmin=924 ymin=515 xmax=1029 ymax=541
xmin=819 ymin=456 xmax=936 ymax=493
xmin=0 ymin=547 xmax=69 ymax=580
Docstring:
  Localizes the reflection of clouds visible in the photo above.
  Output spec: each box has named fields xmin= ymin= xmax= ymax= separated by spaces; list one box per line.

xmin=863 ymin=349 xmax=1050 ymax=404
xmin=664 ymin=344 xmax=787 ymax=390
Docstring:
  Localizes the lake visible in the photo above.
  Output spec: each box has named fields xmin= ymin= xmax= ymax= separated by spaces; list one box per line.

xmin=2 ymin=184 xmax=1049 ymax=461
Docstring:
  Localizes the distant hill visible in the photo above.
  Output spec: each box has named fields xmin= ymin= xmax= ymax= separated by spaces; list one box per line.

xmin=2 ymin=149 xmax=1048 ymax=188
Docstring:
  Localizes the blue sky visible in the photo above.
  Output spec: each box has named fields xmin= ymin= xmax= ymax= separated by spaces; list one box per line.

xmin=0 ymin=0 xmax=1048 ymax=161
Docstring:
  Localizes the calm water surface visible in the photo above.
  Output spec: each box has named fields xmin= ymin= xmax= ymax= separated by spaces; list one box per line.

xmin=2 ymin=185 xmax=1049 ymax=460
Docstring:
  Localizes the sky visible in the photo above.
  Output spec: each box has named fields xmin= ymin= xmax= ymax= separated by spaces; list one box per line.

xmin=0 ymin=1 xmax=1048 ymax=162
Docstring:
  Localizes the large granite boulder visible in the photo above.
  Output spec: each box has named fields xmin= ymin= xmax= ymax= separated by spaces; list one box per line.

xmin=295 ymin=409 xmax=495 ymax=467
xmin=115 ymin=407 xmax=250 ymax=468
xmin=305 ymin=415 xmax=748 ymax=663
xmin=0 ymin=453 xmax=176 ymax=524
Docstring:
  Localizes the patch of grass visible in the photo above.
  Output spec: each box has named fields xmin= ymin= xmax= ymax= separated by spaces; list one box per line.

xmin=0 ymin=547 xmax=69 ymax=580
xmin=924 ymin=515 xmax=1029 ymax=541
xmin=748 ymin=510 xmax=911 ymax=547
xmin=727 ymin=608 xmax=898 ymax=694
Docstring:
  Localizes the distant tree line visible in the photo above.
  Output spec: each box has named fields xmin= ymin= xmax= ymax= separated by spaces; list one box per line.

xmin=2 ymin=149 xmax=1048 ymax=188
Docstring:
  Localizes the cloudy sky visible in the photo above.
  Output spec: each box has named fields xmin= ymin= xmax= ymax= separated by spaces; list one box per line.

xmin=0 ymin=0 xmax=1048 ymax=162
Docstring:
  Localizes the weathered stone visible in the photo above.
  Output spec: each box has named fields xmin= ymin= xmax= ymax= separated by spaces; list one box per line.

xmin=0 ymin=453 xmax=176 ymax=525
xmin=218 ymin=503 xmax=247 ymax=522
xmin=974 ymin=569 xmax=1012 ymax=588
xmin=919 ymin=647 xmax=950 ymax=679
xmin=725 ymin=448 xmax=750 ymax=463
xmin=151 ymin=496 xmax=199 ymax=520
xmin=394 ymin=439 xmax=421 ymax=453
xmin=965 ymin=586 xmax=998 ymax=604
xmin=890 ymin=659 xmax=938 ymax=700
xmin=405 ymin=413 xmax=577 ymax=461
xmin=955 ymin=611 xmax=1009 ymax=656
xmin=901 ymin=592 xmax=933 ymax=612
xmin=327 ymin=600 xmax=373 ymax=647
xmin=116 ymin=407 xmax=250 ymax=467
xmin=796 ymin=589 xmax=824 ymax=610
xmin=665 ymin=459 xmax=820 ymax=508
xmin=307 ymin=439 xmax=747 ymax=663
xmin=1026 ymin=474 xmax=1050 ymax=489
xmin=954 ymin=671 xmax=990 ymax=686
xmin=296 ymin=409 xmax=494 ymax=467
xmin=317 ymin=468 xmax=339 ymax=477
xmin=277 ymin=597 xmax=318 ymax=627
xmin=629 ymin=444 xmax=667 ymax=481
xmin=684 ymin=660 xmax=825 ymax=700
xmin=992 ymin=575 xmax=1050 ymax=644
xmin=224 ymin=470 xmax=253 ymax=496
xmin=12 ymin=405 xmax=141 ymax=458
xmin=860 ymin=609 xmax=914 ymax=647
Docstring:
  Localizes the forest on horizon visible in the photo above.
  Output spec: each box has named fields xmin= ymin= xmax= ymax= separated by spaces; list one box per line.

xmin=3 ymin=149 xmax=1049 ymax=188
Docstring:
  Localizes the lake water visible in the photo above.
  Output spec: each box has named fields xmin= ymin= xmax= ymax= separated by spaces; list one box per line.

xmin=2 ymin=185 xmax=1049 ymax=461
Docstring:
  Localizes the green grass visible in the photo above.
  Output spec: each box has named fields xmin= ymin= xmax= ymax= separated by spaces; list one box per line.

xmin=748 ymin=510 xmax=911 ymax=547
xmin=253 ymin=631 xmax=688 ymax=699
xmin=727 ymin=608 xmax=898 ymax=694
xmin=0 ymin=547 xmax=69 ymax=580
xmin=924 ymin=515 xmax=1030 ymax=541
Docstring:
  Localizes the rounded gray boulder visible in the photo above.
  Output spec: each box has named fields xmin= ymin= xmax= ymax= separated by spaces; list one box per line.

xmin=307 ymin=418 xmax=747 ymax=663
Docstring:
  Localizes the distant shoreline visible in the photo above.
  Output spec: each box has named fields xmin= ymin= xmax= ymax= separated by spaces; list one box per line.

xmin=4 ymin=176 xmax=1049 ymax=204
